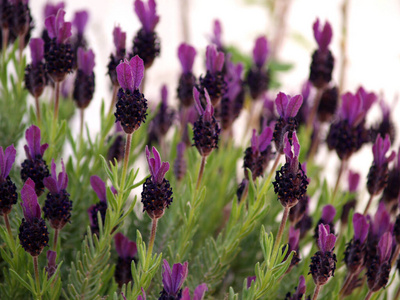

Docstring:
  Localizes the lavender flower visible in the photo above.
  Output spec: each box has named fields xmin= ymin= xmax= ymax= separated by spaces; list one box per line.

xmin=283 ymin=227 xmax=301 ymax=272
xmin=45 ymin=250 xmax=57 ymax=278
xmin=382 ymin=147 xmax=400 ymax=207
xmin=246 ymin=36 xmax=269 ymax=100
xmin=21 ymin=125 xmax=50 ymax=196
xmin=108 ymin=25 xmax=127 ymax=86
xmin=273 ymin=132 xmax=308 ymax=208
xmin=309 ymin=224 xmax=337 ymax=286
xmin=314 ymin=205 xmax=336 ymax=241
xmin=372 ymin=99 xmax=396 ymax=144
xmin=0 ymin=144 xmax=17 ymax=215
xmin=174 ymin=142 xmax=187 ymax=181
xmin=273 ymin=92 xmax=303 ymax=153
xmin=159 ymin=260 xmax=188 ymax=299
xmin=19 ymin=178 xmax=49 ymax=256
xmin=177 ymin=43 xmax=197 ymax=107
xmin=285 ymin=275 xmax=307 ymax=300
xmin=115 ymin=56 xmax=148 ymax=134
xmin=295 ymin=80 xmax=311 ymax=126
xmin=132 ymin=0 xmax=160 ymax=68
xmin=44 ymin=8 xmax=73 ymax=82
xmin=182 ymin=283 xmax=208 ymax=300
xmin=141 ymin=146 xmax=173 ymax=219
xmin=43 ymin=159 xmax=72 ymax=230
xmin=317 ymin=86 xmax=338 ymax=122
xmin=71 ymin=10 xmax=89 ymax=67
xmin=192 ymin=88 xmax=220 ymax=157
xmin=210 ymin=19 xmax=223 ymax=51
xmin=114 ymin=233 xmax=137 ymax=287
xmin=73 ymin=47 xmax=96 ymax=109
xmin=309 ymin=19 xmax=334 ymax=88
xmin=25 ymin=38 xmax=47 ymax=98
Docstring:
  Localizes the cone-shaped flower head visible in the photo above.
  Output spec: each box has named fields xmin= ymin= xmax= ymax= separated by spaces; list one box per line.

xmin=21 ymin=125 xmax=50 ymax=196
xmin=177 ymin=43 xmax=197 ymax=107
xmin=43 ymin=159 xmax=72 ymax=230
xmin=309 ymin=224 xmax=337 ymax=286
xmin=115 ymin=56 xmax=148 ymax=134
xmin=182 ymin=283 xmax=208 ymax=300
xmin=45 ymin=250 xmax=57 ymax=278
xmin=273 ymin=92 xmax=303 ymax=153
xmin=114 ymin=233 xmax=137 ymax=287
xmin=141 ymin=146 xmax=173 ymax=219
xmin=25 ymin=38 xmax=47 ymax=98
xmin=72 ymin=10 xmax=88 ymax=36
xmin=367 ymin=134 xmax=395 ymax=195
xmin=73 ymin=47 xmax=96 ymax=109
xmin=45 ymin=9 xmax=71 ymax=45
xmin=285 ymin=275 xmax=306 ymax=300
xmin=134 ymin=0 xmax=159 ymax=34
xmin=192 ymin=88 xmax=220 ymax=157
xmin=243 ymin=126 xmax=273 ymax=180
xmin=370 ymin=202 xmax=391 ymax=242
xmin=160 ymin=260 xmax=188 ymax=298
xmin=317 ymin=86 xmax=338 ymax=123
xmin=174 ymin=142 xmax=187 ymax=181
xmin=19 ymin=178 xmax=49 ymax=256
xmin=274 ymin=132 xmax=308 ymax=208
xmin=253 ymin=36 xmax=269 ymax=68
xmin=0 ymin=144 xmax=17 ymax=215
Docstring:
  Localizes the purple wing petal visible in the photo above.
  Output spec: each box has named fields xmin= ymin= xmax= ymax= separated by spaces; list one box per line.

xmin=156 ymin=162 xmax=170 ymax=184
xmin=321 ymin=205 xmax=336 ymax=224
xmin=250 ymin=129 xmax=258 ymax=154
xmin=113 ymin=25 xmax=126 ymax=52
xmin=129 ymin=55 xmax=144 ymax=90
xmin=317 ymin=224 xmax=329 ymax=252
xmin=161 ymin=85 xmax=168 ymax=106
xmin=171 ymin=262 xmax=188 ymax=294
xmin=318 ymin=21 xmax=332 ymax=52
xmin=275 ymin=92 xmax=288 ymax=119
xmin=193 ymin=88 xmax=204 ymax=115
xmin=116 ymin=59 xmax=134 ymax=91
xmin=45 ymin=15 xmax=57 ymax=38
xmin=114 ymin=232 xmax=125 ymax=257
xmin=21 ymin=178 xmax=41 ymax=222
xmin=57 ymin=159 xmax=68 ymax=191
xmin=378 ymin=232 xmax=392 ymax=264
xmin=145 ymin=145 xmax=155 ymax=180
xmin=3 ymin=145 xmax=16 ymax=179
xmin=134 ymin=0 xmax=147 ymax=30
xmin=46 ymin=250 xmax=57 ymax=267
xmin=182 ymin=287 xmax=191 ymax=300
xmin=72 ymin=10 xmax=89 ymax=35
xmin=162 ymin=260 xmax=173 ymax=293
xmin=292 ymin=132 xmax=300 ymax=158
xmin=90 ymin=176 xmax=107 ymax=203
xmin=348 ymin=170 xmax=360 ymax=192
xmin=57 ymin=22 xmax=72 ymax=44
xmin=203 ymin=89 xmax=214 ymax=122
xmin=253 ymin=36 xmax=268 ymax=67
xmin=296 ymin=276 xmax=306 ymax=296
xmin=288 ymin=226 xmax=300 ymax=250
xmin=78 ymin=48 xmax=95 ymax=76
xmin=286 ymin=95 xmax=303 ymax=118
xmin=178 ymin=43 xmax=196 ymax=74
xmin=353 ymin=213 xmax=369 ymax=243
xmin=325 ymin=233 xmax=336 ymax=253
xmin=193 ymin=283 xmax=208 ymax=300
xmin=258 ymin=126 xmax=273 ymax=153
xmin=29 ymin=38 xmax=44 ymax=66
xmin=283 ymin=132 xmax=293 ymax=160
xmin=205 ymin=45 xmax=217 ymax=73
xmin=44 ymin=3 xmax=65 ymax=19
xmin=214 ymin=51 xmax=225 ymax=73
xmin=25 ymin=125 xmax=42 ymax=158
xmin=147 ymin=0 xmax=160 ymax=32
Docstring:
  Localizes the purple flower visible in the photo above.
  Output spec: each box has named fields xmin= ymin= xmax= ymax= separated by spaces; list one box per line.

xmin=210 ymin=19 xmax=223 ymax=50
xmin=283 ymin=131 xmax=300 ymax=172
xmin=288 ymin=226 xmax=300 ymax=252
xmin=45 ymin=9 xmax=72 ymax=44
xmin=90 ymin=175 xmax=110 ymax=204
xmin=134 ymin=0 xmax=159 ymax=34
xmin=178 ymin=43 xmax=196 ymax=74
xmin=348 ymin=170 xmax=360 ymax=192
xmin=182 ymin=283 xmax=208 ymax=300
xmin=286 ymin=275 xmax=306 ymax=300
xmin=113 ymin=25 xmax=126 ymax=55
xmin=318 ymin=224 xmax=336 ymax=253
xmin=372 ymin=134 xmax=395 ymax=167
xmin=321 ymin=205 xmax=336 ymax=224
xmin=275 ymin=92 xmax=303 ymax=121
xmin=43 ymin=159 xmax=68 ymax=194
xmin=339 ymin=92 xmax=364 ymax=127
xmin=0 ymin=144 xmax=16 ymax=182
xmin=357 ymin=86 xmax=377 ymax=112
xmin=146 ymin=146 xmax=169 ymax=184
xmin=205 ymin=44 xmax=224 ymax=74
xmin=161 ymin=260 xmax=188 ymax=297
xmin=77 ymin=47 xmax=95 ymax=76
xmin=251 ymin=127 xmax=273 ymax=155
xmin=313 ymin=18 xmax=332 ymax=53
xmin=20 ymin=178 xmax=41 ymax=223
xmin=45 ymin=250 xmax=57 ymax=278
xmin=29 ymin=38 xmax=44 ymax=67
xmin=116 ymin=56 xmax=144 ymax=93
xmin=72 ymin=10 xmax=89 ymax=35
xmin=114 ymin=233 xmax=137 ymax=258
xmin=378 ymin=232 xmax=392 ymax=264
xmin=44 ymin=2 xmax=65 ymax=19
xmin=370 ymin=202 xmax=390 ymax=242
xmin=247 ymin=276 xmax=256 ymax=289
xmin=194 ymin=88 xmax=214 ymax=123
xmin=252 ymin=36 xmax=269 ymax=68
xmin=23 ymin=125 xmax=48 ymax=161
xmin=353 ymin=213 xmax=369 ymax=244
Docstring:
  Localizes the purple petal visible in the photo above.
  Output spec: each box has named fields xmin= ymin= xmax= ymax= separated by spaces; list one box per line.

xmin=57 ymin=159 xmax=68 ymax=191
xmin=151 ymin=147 xmax=161 ymax=177
xmin=253 ymin=36 xmax=268 ymax=67
xmin=353 ymin=213 xmax=369 ymax=243
xmin=372 ymin=202 xmax=390 ymax=240
xmin=40 ymin=144 xmax=49 ymax=157
xmin=340 ymin=92 xmax=364 ymax=126
xmin=301 ymin=81 xmax=311 ymax=100
xmin=137 ymin=288 xmax=146 ymax=300
xmin=0 ymin=145 xmax=16 ymax=180
xmin=283 ymin=132 xmax=293 ymax=160
xmin=161 ymin=85 xmax=168 ymax=106
xmin=171 ymin=262 xmax=188 ymax=294
xmin=129 ymin=55 xmax=144 ymax=90
xmin=114 ymin=232 xmax=137 ymax=258
xmin=116 ymin=59 xmax=134 ymax=91
xmin=321 ymin=205 xmax=336 ymax=224
xmin=275 ymin=92 xmax=288 ymax=119
xmin=250 ymin=129 xmax=258 ymax=154
xmin=72 ymin=10 xmax=89 ymax=35
xmin=21 ymin=178 xmax=41 ymax=222
xmin=29 ymin=38 xmax=44 ymax=66
xmin=318 ymin=224 xmax=331 ymax=252
xmin=292 ymin=132 xmax=300 ymax=158
xmin=162 ymin=260 xmax=173 ymax=293
xmin=45 ymin=15 xmax=57 ymax=39
xmin=44 ymin=177 xmax=58 ymax=194
xmin=145 ymin=146 xmax=156 ymax=180
xmin=193 ymin=283 xmax=208 ymax=300
xmin=296 ymin=276 xmax=306 ymax=296
xmin=288 ymin=226 xmax=300 ymax=251
xmin=258 ymin=127 xmax=272 ymax=152
xmin=90 ymin=176 xmax=107 ymax=203
xmin=373 ymin=134 xmax=392 ymax=167
xmin=77 ymin=48 xmax=95 ymax=76
xmin=286 ymin=95 xmax=303 ymax=118
xmin=193 ymin=88 xmax=204 ymax=115
xmin=247 ymin=276 xmax=256 ymax=289
xmin=177 ymin=142 xmax=186 ymax=157
xmin=156 ymin=162 xmax=170 ymax=184
xmin=46 ymin=250 xmax=57 ymax=267
xmin=182 ymin=287 xmax=191 ymax=300
xmin=348 ymin=170 xmax=360 ymax=192
xmin=313 ymin=18 xmax=332 ymax=52
xmin=57 ymin=22 xmax=72 ymax=44
xmin=205 ymin=45 xmax=224 ymax=73
xmin=134 ymin=0 xmax=159 ymax=33
xmin=357 ymin=86 xmax=377 ymax=112
xmin=113 ymin=25 xmax=126 ymax=53
xmin=44 ymin=2 xmax=65 ymax=19
xmin=203 ymin=89 xmax=214 ymax=122
xmin=25 ymin=125 xmax=42 ymax=158
xmin=178 ymin=43 xmax=196 ymax=74
xmin=211 ymin=19 xmax=222 ymax=49
xmin=378 ymin=232 xmax=393 ymax=264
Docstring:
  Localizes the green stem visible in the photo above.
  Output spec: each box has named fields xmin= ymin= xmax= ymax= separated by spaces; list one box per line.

xmin=312 ymin=284 xmax=321 ymax=300
xmin=257 ymin=153 xmax=281 ymax=202
xmin=271 ymin=205 xmax=290 ymax=265
xmin=394 ymin=283 xmax=400 ymax=300
xmin=108 ymin=84 xmax=119 ymax=116
xmin=33 ymin=256 xmax=41 ymax=299
xmin=339 ymin=272 xmax=355 ymax=297
xmin=364 ymin=290 xmax=373 ymax=300
xmin=332 ymin=159 xmax=347 ymax=203
xmin=80 ymin=109 xmax=85 ymax=140
xmin=3 ymin=213 xmax=12 ymax=240
xmin=53 ymin=228 xmax=59 ymax=251
xmin=53 ymin=81 xmax=60 ymax=122
xmin=146 ymin=218 xmax=158 ymax=267
xmin=306 ymin=88 xmax=323 ymax=132
xmin=196 ymin=156 xmax=207 ymax=190
xmin=391 ymin=244 xmax=400 ymax=267
xmin=363 ymin=193 xmax=375 ymax=216
xmin=35 ymin=95 xmax=41 ymax=125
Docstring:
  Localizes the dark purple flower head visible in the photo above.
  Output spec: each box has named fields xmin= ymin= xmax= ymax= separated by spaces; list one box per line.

xmin=348 ymin=170 xmax=360 ymax=192
xmin=288 ymin=226 xmax=300 ymax=251
xmin=205 ymin=44 xmax=224 ymax=74
xmin=72 ymin=10 xmax=88 ymax=35
xmin=178 ymin=43 xmax=196 ymax=74
xmin=321 ymin=205 xmax=336 ymax=224
xmin=251 ymin=127 xmax=273 ymax=154
xmin=134 ymin=0 xmax=159 ymax=34
xmin=116 ymin=56 xmax=144 ymax=92
xmin=339 ymin=92 xmax=364 ymax=127
xmin=77 ymin=47 xmax=95 ymax=76
xmin=357 ymin=86 xmax=377 ymax=112
xmin=283 ymin=131 xmax=300 ymax=171
xmin=23 ymin=125 xmax=48 ymax=161
xmin=114 ymin=232 xmax=137 ymax=258
xmin=161 ymin=259 xmax=188 ymax=297
xmin=372 ymin=134 xmax=395 ymax=167
xmin=252 ymin=36 xmax=269 ymax=68
xmin=275 ymin=92 xmax=303 ymax=121
xmin=146 ymin=146 xmax=169 ymax=184
xmin=21 ymin=178 xmax=41 ymax=222
xmin=379 ymin=99 xmax=390 ymax=121
xmin=353 ymin=213 xmax=369 ymax=244
xmin=113 ymin=25 xmax=126 ymax=54
xmin=45 ymin=9 xmax=72 ymax=44
xmin=313 ymin=18 xmax=332 ymax=52
xmin=318 ymin=224 xmax=336 ymax=253
xmin=44 ymin=2 xmax=65 ymax=19
xmin=371 ymin=202 xmax=391 ymax=241
xmin=378 ymin=232 xmax=392 ymax=264
xmin=90 ymin=175 xmax=108 ymax=203
xmin=0 ymin=144 xmax=16 ymax=182
xmin=194 ymin=87 xmax=214 ymax=123
xmin=210 ymin=19 xmax=223 ymax=50
xmin=43 ymin=159 xmax=68 ymax=195
xmin=182 ymin=283 xmax=208 ymax=300
xmin=29 ymin=38 xmax=44 ymax=67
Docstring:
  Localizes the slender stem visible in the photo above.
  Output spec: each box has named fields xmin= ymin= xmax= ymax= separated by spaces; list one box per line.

xmin=3 ymin=213 xmax=12 ymax=239
xmin=312 ymin=284 xmax=321 ymax=300
xmin=339 ymin=272 xmax=355 ymax=297
xmin=266 ymin=153 xmax=281 ymax=184
xmin=18 ymin=34 xmax=26 ymax=63
xmin=146 ymin=218 xmax=158 ymax=265
xmin=33 ymin=256 xmax=41 ymax=298
xmin=53 ymin=228 xmax=59 ymax=251
xmin=363 ymin=193 xmax=375 ymax=216
xmin=339 ymin=0 xmax=350 ymax=94
xmin=395 ymin=283 xmax=400 ymax=300
xmin=180 ymin=0 xmax=190 ymax=43
xmin=108 ymin=84 xmax=119 ymax=116
xmin=140 ymin=73 xmax=146 ymax=94
xmin=364 ymin=290 xmax=373 ymax=300
xmin=196 ymin=156 xmax=207 ymax=190
xmin=2 ymin=28 xmax=8 ymax=55
xmin=271 ymin=205 xmax=290 ymax=265
xmin=307 ymin=124 xmax=320 ymax=162
xmin=391 ymin=244 xmax=400 ymax=267
xmin=119 ymin=134 xmax=132 ymax=204
xmin=54 ymin=81 xmax=60 ymax=121
xmin=306 ymin=88 xmax=323 ymax=132
xmin=34 ymin=95 xmax=41 ymax=125
xmin=332 ymin=159 xmax=346 ymax=203
xmin=80 ymin=108 xmax=85 ymax=140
